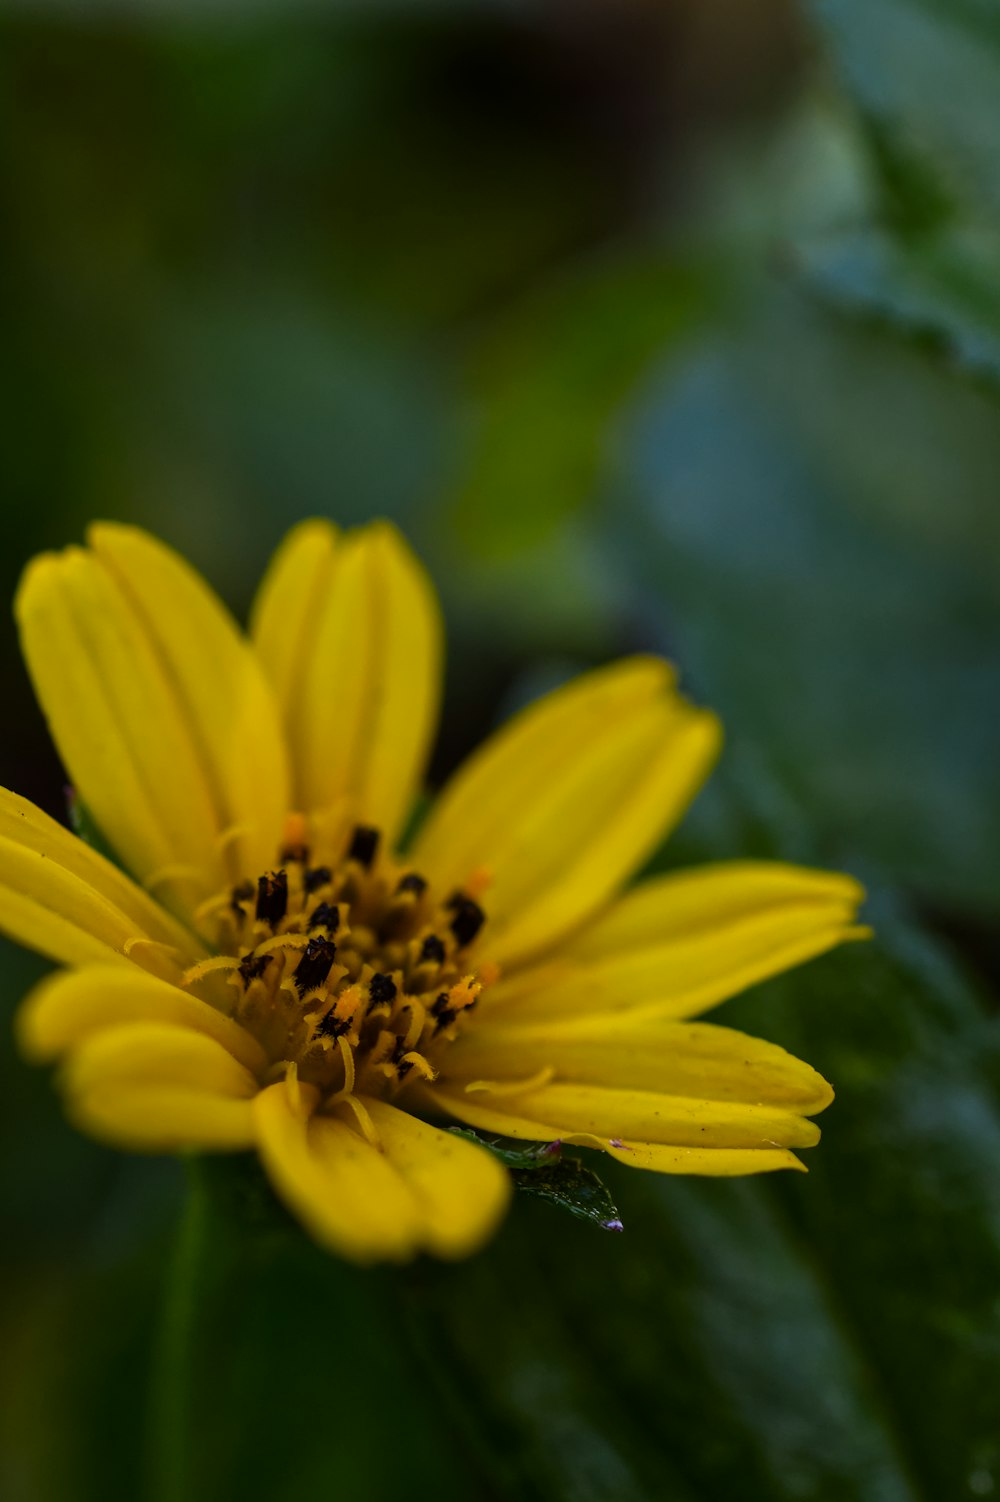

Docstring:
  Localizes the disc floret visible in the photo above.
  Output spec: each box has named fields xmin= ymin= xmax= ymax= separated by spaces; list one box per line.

xmin=189 ymin=823 xmax=493 ymax=1103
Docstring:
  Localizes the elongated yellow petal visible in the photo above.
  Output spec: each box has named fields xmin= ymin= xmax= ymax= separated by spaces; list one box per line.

xmin=441 ymin=1018 xmax=833 ymax=1112
xmin=71 ymin=1090 xmax=255 ymax=1152
xmin=17 ymin=547 xmax=207 ymax=895
xmin=62 ymin=1023 xmax=258 ymax=1151
xmin=601 ymin=1141 xmax=806 ymax=1175
xmin=18 ymin=964 xmax=267 ymax=1075
xmin=419 ymin=1085 xmax=808 ymax=1174
xmin=413 ymin=658 xmax=720 ymax=967
xmin=0 ymin=832 xmax=185 ymax=976
xmin=249 ymin=518 xmax=339 ymax=736
xmin=572 ymin=861 xmax=864 ymax=953
xmin=16 ymin=528 xmax=288 ymax=910
xmin=252 ymin=521 xmax=442 ymax=845
xmin=254 ymin=1079 xmax=424 ymax=1263
xmin=487 ymin=861 xmax=866 ymax=1023
xmin=423 ymin=1078 xmax=818 ymax=1148
xmin=66 ymin=1022 xmax=258 ymax=1097
xmin=362 ymin=1097 xmax=511 ymax=1259
xmin=0 ymin=788 xmax=201 ymax=952
xmin=88 ymin=523 xmax=289 ymax=883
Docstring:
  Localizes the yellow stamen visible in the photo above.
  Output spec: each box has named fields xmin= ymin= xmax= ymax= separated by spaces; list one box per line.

xmin=143 ymin=863 xmax=210 ymax=898
xmin=254 ymin=932 xmax=311 ymax=957
xmin=331 ymin=1093 xmax=382 ymax=1148
xmin=181 ymin=955 xmax=241 ymax=986
xmin=326 ymin=1034 xmax=356 ymax=1102
xmin=464 ymin=1066 xmax=556 ymax=1097
xmin=216 ymin=822 xmax=252 ymax=857
xmin=397 ymin=1052 xmax=436 ymax=1083
xmin=284 ymin=1059 xmax=305 ymax=1114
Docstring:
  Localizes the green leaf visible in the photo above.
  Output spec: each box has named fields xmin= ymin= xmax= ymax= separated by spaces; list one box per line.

xmin=448 ymin=256 xmax=719 ymax=556
xmin=623 ymin=290 xmax=1000 ymax=910
xmin=797 ymin=226 xmax=1000 ymax=389
xmin=807 ymin=0 xmax=1000 ymax=226
xmin=450 ymin=1128 xmax=624 ymax=1231
xmin=797 ymin=1 xmax=1000 ymax=391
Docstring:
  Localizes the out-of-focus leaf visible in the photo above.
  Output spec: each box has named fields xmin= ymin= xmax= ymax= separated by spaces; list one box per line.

xmin=797 ymin=227 xmax=1000 ymax=388
xmin=450 ymin=257 xmax=719 ymax=556
xmin=798 ymin=1 xmax=1000 ymax=394
xmin=450 ymin=1129 xmax=624 ymax=1231
xmin=806 ymin=0 xmax=1000 ymax=225
xmin=623 ymin=290 xmax=1000 ymax=910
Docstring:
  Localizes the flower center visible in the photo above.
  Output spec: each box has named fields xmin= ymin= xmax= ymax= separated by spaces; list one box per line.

xmin=192 ymin=821 xmax=493 ymax=1102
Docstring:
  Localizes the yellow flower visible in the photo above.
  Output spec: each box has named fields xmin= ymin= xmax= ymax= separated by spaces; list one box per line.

xmin=6 ymin=521 xmax=866 ymax=1264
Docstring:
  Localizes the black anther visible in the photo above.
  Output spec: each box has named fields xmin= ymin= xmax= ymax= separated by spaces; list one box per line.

xmin=368 ymin=972 xmax=398 ymax=1007
xmin=255 ymin=871 xmax=288 ymax=925
xmin=309 ymin=902 xmax=340 ymax=932
xmin=419 ymin=934 xmax=446 ymax=965
xmin=449 ymin=896 xmax=485 ymax=949
xmin=295 ymin=937 xmax=338 ymax=997
xmin=347 ymin=825 xmax=380 ymax=870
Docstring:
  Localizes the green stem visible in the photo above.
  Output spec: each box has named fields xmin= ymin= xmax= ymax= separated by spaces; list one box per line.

xmin=145 ymin=1157 xmax=210 ymax=1502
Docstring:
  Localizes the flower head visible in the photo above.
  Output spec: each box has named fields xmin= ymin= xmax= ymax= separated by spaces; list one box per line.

xmin=7 ymin=520 xmax=866 ymax=1262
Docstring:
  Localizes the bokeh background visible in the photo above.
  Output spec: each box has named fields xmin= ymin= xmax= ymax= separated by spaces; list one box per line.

xmin=3 ymin=2 xmax=1000 ymax=1499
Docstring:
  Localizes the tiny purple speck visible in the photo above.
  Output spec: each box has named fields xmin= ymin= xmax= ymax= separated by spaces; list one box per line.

xmin=602 ymin=1219 xmax=624 ymax=1232
xmin=540 ymin=1139 xmax=563 ymax=1156
xmin=609 ymin=1138 xmax=626 ymax=1149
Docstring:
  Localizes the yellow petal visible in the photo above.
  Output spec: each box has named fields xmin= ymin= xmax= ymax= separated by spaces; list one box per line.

xmin=0 ymin=811 xmax=198 ymax=973
xmin=487 ymin=860 xmax=866 ymax=1023
xmin=363 ymin=1097 xmax=511 ymax=1259
xmin=413 ymin=657 xmax=720 ymax=967
xmin=423 ymin=1078 xmax=818 ymax=1149
xmin=441 ymin=1017 xmax=833 ymax=1113
xmin=18 ymin=963 xmax=267 ymax=1075
xmin=62 ymin=1023 xmax=258 ymax=1152
xmin=17 ymin=546 xmax=211 ymax=895
xmin=252 ymin=521 xmax=442 ymax=845
xmin=16 ymin=527 xmax=288 ymax=910
xmin=254 ymin=1079 xmax=423 ymax=1263
xmin=88 ymin=523 xmax=289 ymax=884
xmin=568 ymin=860 xmax=865 ymax=953
xmin=249 ymin=518 xmax=339 ymax=735
xmin=0 ymin=787 xmax=202 ymax=956
xmin=418 ymin=1084 xmax=808 ymax=1174
xmin=601 ymin=1141 xmax=806 ymax=1176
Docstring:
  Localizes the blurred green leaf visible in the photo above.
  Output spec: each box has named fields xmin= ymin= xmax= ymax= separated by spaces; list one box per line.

xmin=450 ymin=256 xmax=719 ymax=556
xmin=623 ymin=290 xmax=1000 ymax=911
xmin=796 ymin=226 xmax=1000 ymax=388
xmin=798 ymin=0 xmax=1000 ymax=391
xmin=807 ymin=0 xmax=1000 ymax=224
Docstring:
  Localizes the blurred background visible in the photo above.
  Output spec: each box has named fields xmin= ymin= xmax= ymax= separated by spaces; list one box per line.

xmin=3 ymin=2 xmax=1000 ymax=1499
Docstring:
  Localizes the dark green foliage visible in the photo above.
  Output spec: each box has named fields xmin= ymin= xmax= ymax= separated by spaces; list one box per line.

xmin=799 ymin=0 xmax=1000 ymax=386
